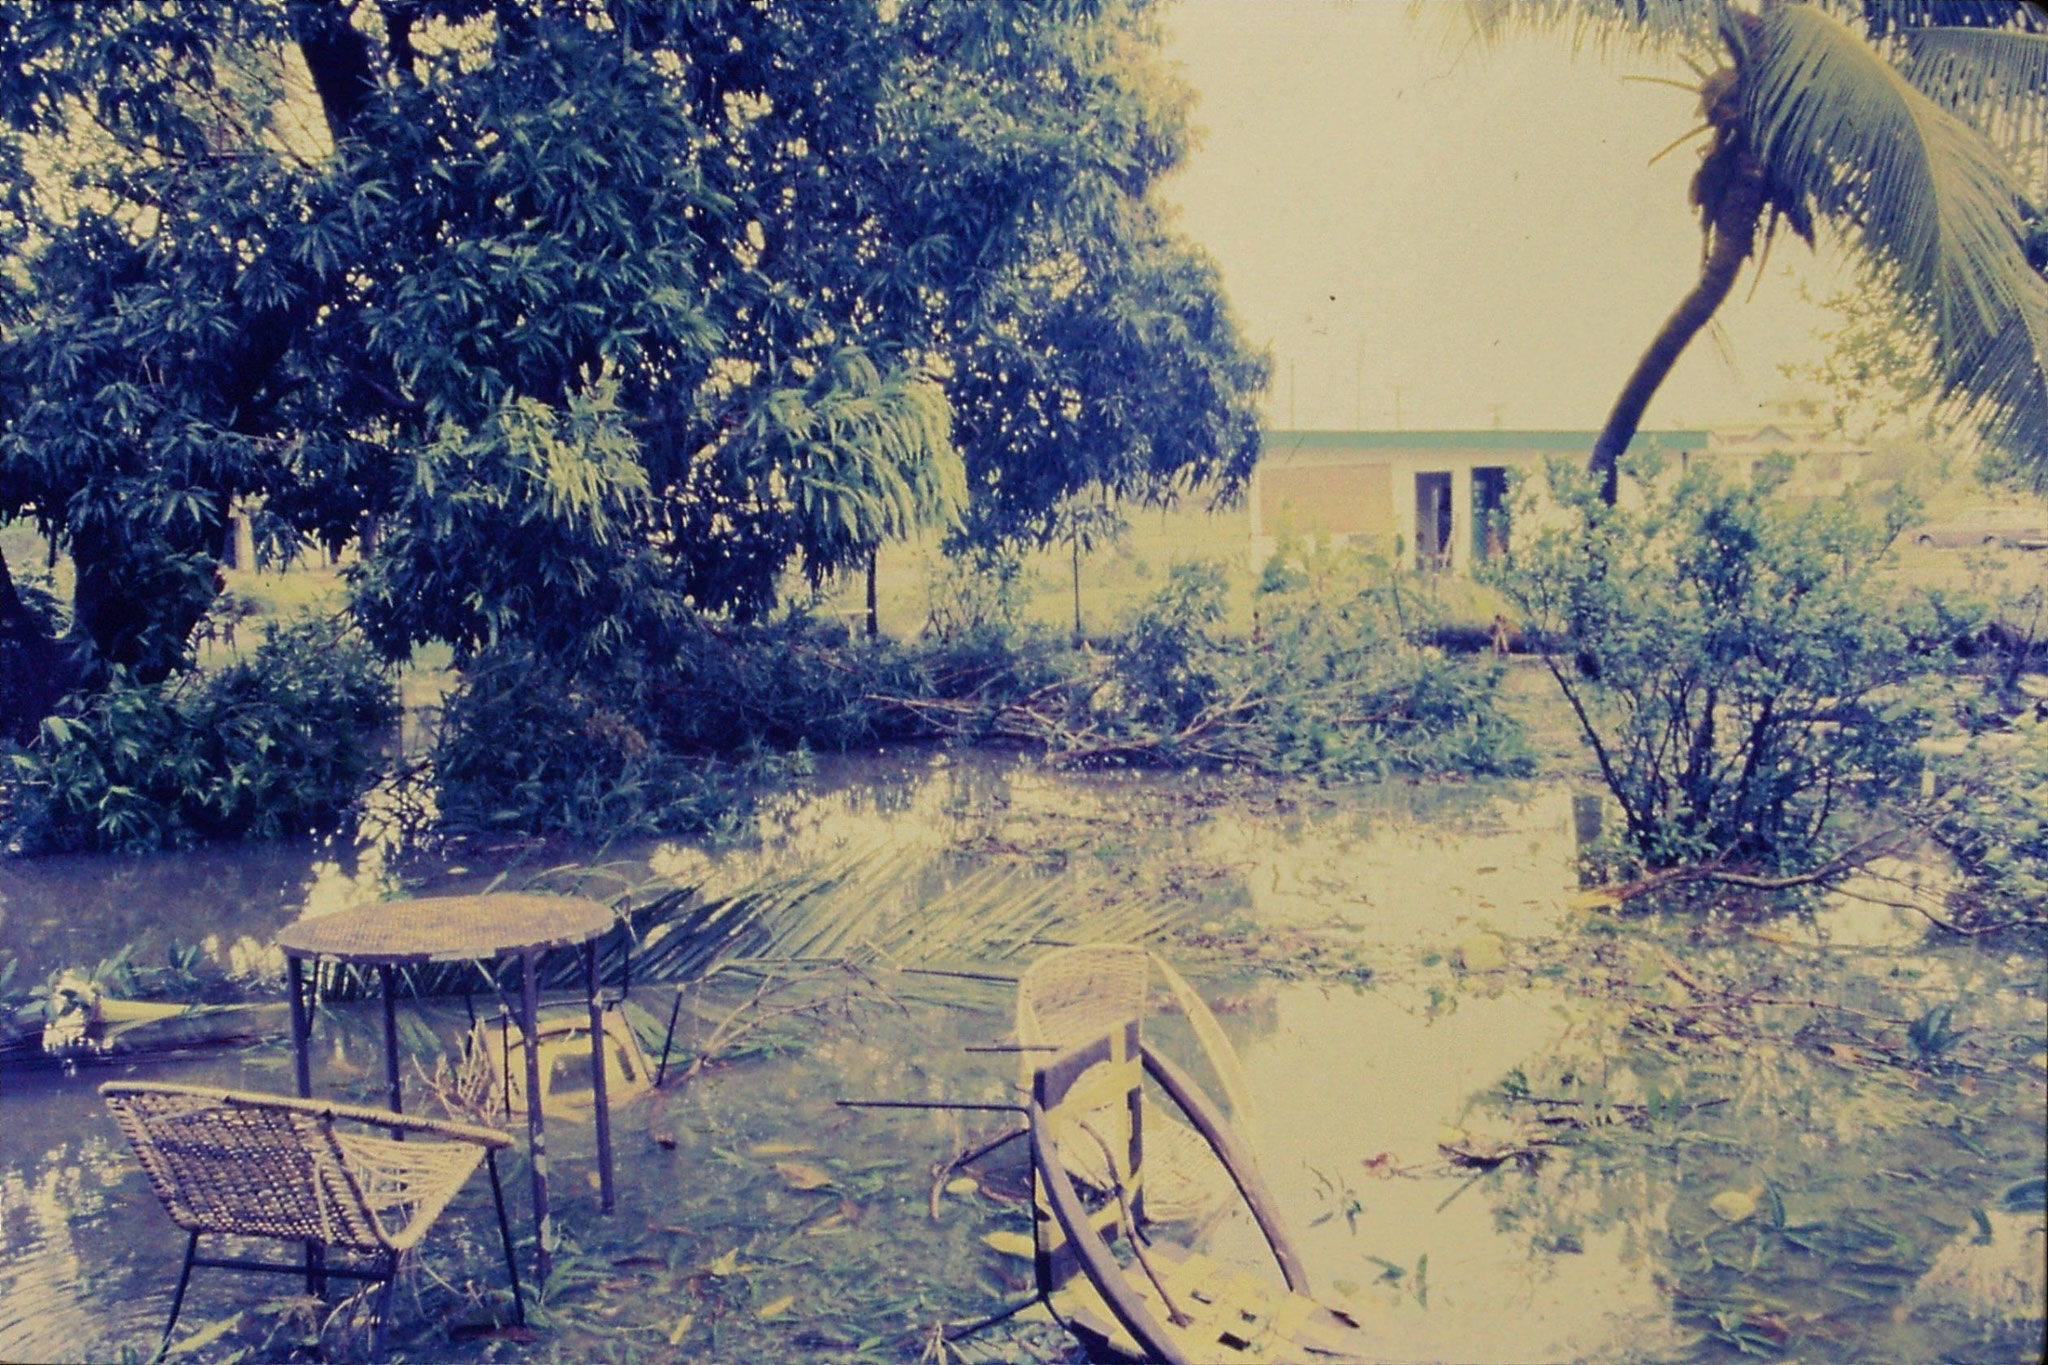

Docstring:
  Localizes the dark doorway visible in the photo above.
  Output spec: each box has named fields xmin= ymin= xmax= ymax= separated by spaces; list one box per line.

xmin=1415 ymin=472 xmax=1452 ymax=569
xmin=1472 ymin=466 xmax=1510 ymax=564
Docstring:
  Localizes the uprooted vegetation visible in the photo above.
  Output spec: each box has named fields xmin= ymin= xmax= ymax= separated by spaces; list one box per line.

xmin=426 ymin=560 xmax=1533 ymax=841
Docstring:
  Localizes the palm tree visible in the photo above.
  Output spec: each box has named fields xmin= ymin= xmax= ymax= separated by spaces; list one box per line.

xmin=1458 ymin=0 xmax=2048 ymax=500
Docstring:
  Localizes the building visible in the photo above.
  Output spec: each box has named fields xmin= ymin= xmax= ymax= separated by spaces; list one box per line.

xmin=1248 ymin=425 xmax=1868 ymax=572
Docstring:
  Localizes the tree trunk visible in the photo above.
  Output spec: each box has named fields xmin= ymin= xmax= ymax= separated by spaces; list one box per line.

xmin=1588 ymin=161 xmax=1768 ymax=504
xmin=864 ymin=550 xmax=879 ymax=640
xmin=1071 ymin=536 xmax=1083 ymax=648
xmin=0 ymin=545 xmax=79 ymax=745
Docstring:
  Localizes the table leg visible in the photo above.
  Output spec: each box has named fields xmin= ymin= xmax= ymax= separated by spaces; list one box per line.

xmin=287 ymin=955 xmax=312 ymax=1099
xmin=285 ymin=954 xmax=324 ymax=1295
xmin=377 ymin=963 xmax=404 ymax=1130
xmin=520 ymin=947 xmax=552 ymax=1286
xmin=584 ymin=941 xmax=616 ymax=1214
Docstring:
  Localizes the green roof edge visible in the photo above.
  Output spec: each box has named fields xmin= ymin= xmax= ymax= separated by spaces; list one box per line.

xmin=1259 ymin=428 xmax=1708 ymax=452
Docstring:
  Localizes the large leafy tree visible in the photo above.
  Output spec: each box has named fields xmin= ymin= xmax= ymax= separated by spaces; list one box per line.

xmin=1461 ymin=0 xmax=2048 ymax=501
xmin=0 ymin=0 xmax=1265 ymax=708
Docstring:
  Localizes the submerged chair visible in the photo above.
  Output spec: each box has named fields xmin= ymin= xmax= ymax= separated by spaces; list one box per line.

xmin=1015 ymin=943 xmax=1256 ymax=1224
xmin=101 ymin=1082 xmax=523 ymax=1359
xmin=473 ymin=1003 xmax=653 ymax=1120
xmin=1025 ymin=1019 xmax=1374 ymax=1364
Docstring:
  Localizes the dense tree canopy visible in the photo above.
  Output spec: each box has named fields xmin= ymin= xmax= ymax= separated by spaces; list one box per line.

xmin=0 ymin=0 xmax=1267 ymax=693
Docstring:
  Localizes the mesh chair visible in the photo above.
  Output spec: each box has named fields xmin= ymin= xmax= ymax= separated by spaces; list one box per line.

xmin=102 ymin=1082 xmax=523 ymax=1358
xmin=1015 ymin=943 xmax=1248 ymax=1223
xmin=1026 ymin=1020 xmax=1374 ymax=1364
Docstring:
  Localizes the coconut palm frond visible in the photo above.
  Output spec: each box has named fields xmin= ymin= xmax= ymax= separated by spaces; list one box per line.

xmin=1748 ymin=4 xmax=2041 ymax=370
xmin=1897 ymin=28 xmax=2048 ymax=156
xmin=1856 ymin=1 xmax=2048 ymax=42
xmin=1941 ymin=280 xmax=2048 ymax=487
xmin=1433 ymin=0 xmax=1721 ymax=60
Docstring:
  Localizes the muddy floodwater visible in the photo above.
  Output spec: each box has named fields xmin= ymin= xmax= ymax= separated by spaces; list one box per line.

xmin=1 ymin=752 xmax=2042 ymax=1364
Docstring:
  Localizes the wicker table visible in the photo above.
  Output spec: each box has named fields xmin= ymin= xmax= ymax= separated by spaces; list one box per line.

xmin=276 ymin=893 xmax=619 ymax=1283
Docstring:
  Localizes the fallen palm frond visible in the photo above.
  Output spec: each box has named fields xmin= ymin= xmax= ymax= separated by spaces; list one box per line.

xmin=311 ymin=833 xmax=1189 ymax=1010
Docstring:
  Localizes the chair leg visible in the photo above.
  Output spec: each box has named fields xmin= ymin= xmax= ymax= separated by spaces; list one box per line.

xmin=155 ymin=1232 xmax=199 ymax=1361
xmin=486 ymin=1149 xmax=526 ymax=1326
xmin=364 ymin=1257 xmax=399 ymax=1359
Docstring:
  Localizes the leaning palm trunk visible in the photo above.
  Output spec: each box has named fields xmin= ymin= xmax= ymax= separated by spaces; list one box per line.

xmin=1590 ymin=156 xmax=1766 ymax=504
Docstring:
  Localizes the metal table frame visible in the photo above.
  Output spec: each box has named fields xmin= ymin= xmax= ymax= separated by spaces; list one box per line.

xmin=277 ymin=894 xmax=620 ymax=1283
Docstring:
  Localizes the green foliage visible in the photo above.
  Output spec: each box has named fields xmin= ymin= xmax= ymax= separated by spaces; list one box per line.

xmin=1091 ymin=561 xmax=1533 ymax=777
xmin=1925 ymin=724 xmax=2048 ymax=931
xmin=431 ymin=559 xmax=1530 ymax=837
xmin=1 ymin=0 xmax=1265 ymax=696
xmin=428 ymin=644 xmax=809 ymax=843
xmin=1491 ymin=458 xmax=1940 ymax=871
xmin=4 ymin=616 xmax=395 ymax=852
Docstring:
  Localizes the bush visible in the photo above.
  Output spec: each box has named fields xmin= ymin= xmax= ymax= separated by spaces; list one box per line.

xmin=1490 ymin=458 xmax=1940 ymax=872
xmin=4 ymin=615 xmax=396 ymax=852
xmin=1090 ymin=561 xmax=1532 ymax=776
xmin=1926 ymin=724 xmax=2047 ymax=933
xmin=429 ymin=644 xmax=812 ymax=842
xmin=432 ymin=561 xmax=1533 ymax=838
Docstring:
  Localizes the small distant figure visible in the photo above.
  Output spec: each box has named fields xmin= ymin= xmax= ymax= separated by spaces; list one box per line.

xmin=1491 ymin=613 xmax=1513 ymax=657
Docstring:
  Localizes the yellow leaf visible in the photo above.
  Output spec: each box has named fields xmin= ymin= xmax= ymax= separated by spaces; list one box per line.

xmin=774 ymin=1160 xmax=833 ymax=1191
xmin=982 ymin=1230 xmax=1034 ymax=1259
xmin=707 ymin=1248 xmax=741 ymax=1277
xmin=804 ymin=1212 xmax=850 ymax=1236
xmin=1455 ymin=933 xmax=1507 ymax=971
xmin=748 ymin=1142 xmax=810 ymax=1156
xmin=755 ymin=1294 xmax=795 ymax=1320
xmin=1709 ymin=1188 xmax=1759 ymax=1223
xmin=944 ymin=1176 xmax=979 ymax=1196
xmin=666 ymin=1313 xmax=694 ymax=1346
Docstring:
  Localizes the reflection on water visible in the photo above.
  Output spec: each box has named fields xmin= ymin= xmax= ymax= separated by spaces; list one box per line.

xmin=0 ymin=751 xmax=2041 ymax=1363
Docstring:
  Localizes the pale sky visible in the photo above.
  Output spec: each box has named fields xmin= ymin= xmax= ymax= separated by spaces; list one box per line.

xmin=1161 ymin=0 xmax=1855 ymax=433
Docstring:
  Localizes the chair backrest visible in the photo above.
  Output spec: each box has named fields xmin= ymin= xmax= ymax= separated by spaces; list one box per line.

xmin=1017 ymin=943 xmax=1257 ymax=1144
xmin=1015 ymin=944 xmax=1148 ymax=1056
xmin=102 ymin=1084 xmax=384 ymax=1252
xmin=1027 ymin=1017 xmax=1147 ymax=1298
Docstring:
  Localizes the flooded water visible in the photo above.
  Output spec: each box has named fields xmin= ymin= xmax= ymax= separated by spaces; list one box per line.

xmin=1 ymin=751 xmax=2042 ymax=1363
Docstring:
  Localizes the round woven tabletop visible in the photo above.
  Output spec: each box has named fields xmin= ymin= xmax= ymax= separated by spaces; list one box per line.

xmin=275 ymin=893 xmax=615 ymax=964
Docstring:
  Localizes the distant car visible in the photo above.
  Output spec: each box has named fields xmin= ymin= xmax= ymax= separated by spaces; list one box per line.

xmin=1910 ymin=506 xmax=2048 ymax=550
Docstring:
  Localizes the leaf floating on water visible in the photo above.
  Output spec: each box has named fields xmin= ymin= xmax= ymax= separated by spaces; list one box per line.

xmin=755 ymin=1294 xmax=796 ymax=1320
xmin=750 ymin=1141 xmax=811 ymax=1156
xmin=944 ymin=1176 xmax=979 ymax=1196
xmin=166 ymin=1313 xmax=245 ymax=1357
xmin=1454 ymin=933 xmax=1507 ymax=972
xmin=667 ymin=1312 xmax=694 ymax=1346
xmin=1998 ymin=1177 xmax=2046 ymax=1213
xmin=982 ymin=1229 xmax=1035 ymax=1259
xmin=1709 ymin=1187 xmax=1761 ymax=1223
xmin=707 ymin=1248 xmax=742 ymax=1277
xmin=774 ymin=1160 xmax=834 ymax=1191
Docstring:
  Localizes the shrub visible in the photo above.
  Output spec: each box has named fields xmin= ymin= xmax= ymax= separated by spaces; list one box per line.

xmin=1089 ymin=561 xmax=1532 ymax=777
xmin=5 ymin=615 xmax=396 ymax=852
xmin=1926 ymin=724 xmax=2047 ymax=933
xmin=1490 ymin=457 xmax=1940 ymax=872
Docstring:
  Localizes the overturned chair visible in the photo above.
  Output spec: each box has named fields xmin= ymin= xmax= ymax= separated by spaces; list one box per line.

xmin=1016 ymin=942 xmax=1259 ymax=1225
xmin=1024 ymin=1018 xmax=1374 ymax=1364
xmin=101 ymin=1082 xmax=523 ymax=1358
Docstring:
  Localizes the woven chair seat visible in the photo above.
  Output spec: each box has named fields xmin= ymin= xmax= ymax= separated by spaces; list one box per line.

xmin=1015 ymin=944 xmax=1241 ymax=1224
xmin=103 ymin=1084 xmax=510 ymax=1255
